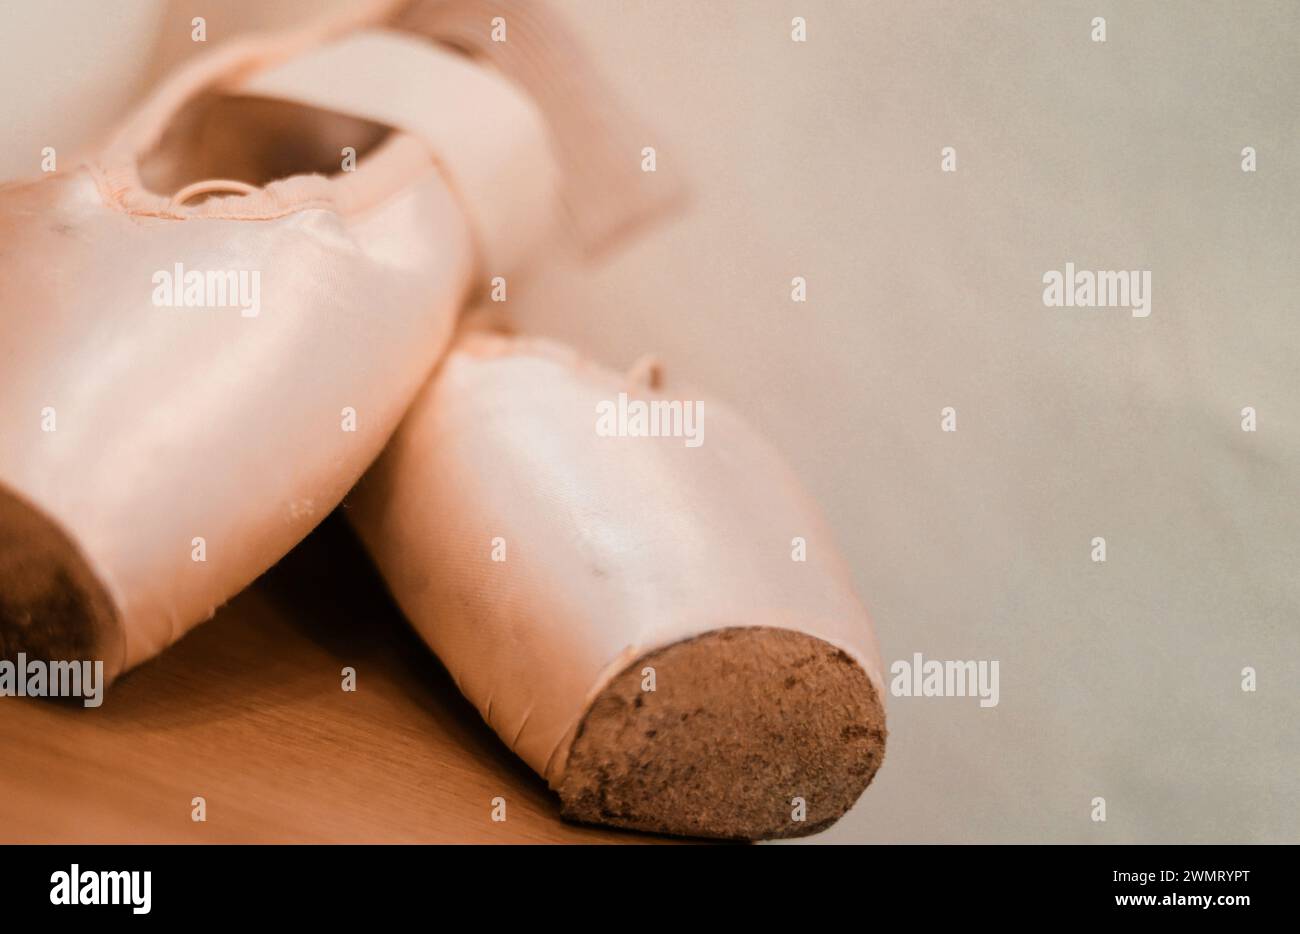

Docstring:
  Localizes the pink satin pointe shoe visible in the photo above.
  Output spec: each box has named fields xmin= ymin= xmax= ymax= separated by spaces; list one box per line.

xmin=350 ymin=329 xmax=887 ymax=839
xmin=0 ymin=0 xmax=662 ymax=682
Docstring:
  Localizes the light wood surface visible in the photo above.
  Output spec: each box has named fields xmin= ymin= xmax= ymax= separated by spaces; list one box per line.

xmin=0 ymin=512 xmax=679 ymax=844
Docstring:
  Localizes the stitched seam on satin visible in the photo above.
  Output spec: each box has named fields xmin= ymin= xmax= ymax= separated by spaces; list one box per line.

xmin=87 ymin=161 xmax=339 ymax=222
xmin=84 ymin=0 xmax=682 ymax=243
xmin=87 ymin=0 xmax=407 ymax=223
xmin=86 ymin=134 xmax=444 ymax=224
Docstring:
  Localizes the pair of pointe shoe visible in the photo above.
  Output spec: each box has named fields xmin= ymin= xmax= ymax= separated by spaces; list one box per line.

xmin=0 ymin=0 xmax=885 ymax=839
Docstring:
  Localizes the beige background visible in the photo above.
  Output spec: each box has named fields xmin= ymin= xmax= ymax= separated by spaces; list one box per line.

xmin=3 ymin=0 xmax=1297 ymax=842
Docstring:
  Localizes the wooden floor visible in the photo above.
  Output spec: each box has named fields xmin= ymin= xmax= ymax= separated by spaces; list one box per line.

xmin=0 ymin=512 xmax=678 ymax=844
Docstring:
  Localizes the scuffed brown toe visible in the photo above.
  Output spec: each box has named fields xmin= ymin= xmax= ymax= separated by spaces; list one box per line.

xmin=0 ymin=482 xmax=121 ymax=668
xmin=558 ymin=626 xmax=887 ymax=840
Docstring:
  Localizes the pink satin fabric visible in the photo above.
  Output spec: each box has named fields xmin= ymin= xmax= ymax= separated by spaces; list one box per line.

xmin=1 ymin=0 xmax=676 ymax=682
xmin=350 ymin=332 xmax=886 ymax=785
xmin=0 ymin=20 xmax=563 ymax=678
xmin=0 ymin=149 xmax=475 ymax=677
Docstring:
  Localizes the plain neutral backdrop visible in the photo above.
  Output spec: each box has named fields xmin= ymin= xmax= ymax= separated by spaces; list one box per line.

xmin=4 ymin=0 xmax=1297 ymax=843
